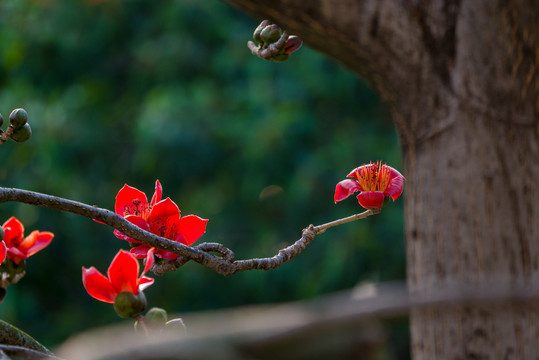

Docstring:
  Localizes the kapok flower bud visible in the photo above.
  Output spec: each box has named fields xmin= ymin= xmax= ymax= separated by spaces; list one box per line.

xmin=9 ymin=108 xmax=28 ymax=129
xmin=114 ymin=291 xmax=147 ymax=318
xmin=11 ymin=123 xmax=32 ymax=143
xmin=260 ymin=24 xmax=282 ymax=45
xmin=285 ymin=36 xmax=303 ymax=55
xmin=253 ymin=20 xmax=270 ymax=43
xmin=145 ymin=307 xmax=168 ymax=330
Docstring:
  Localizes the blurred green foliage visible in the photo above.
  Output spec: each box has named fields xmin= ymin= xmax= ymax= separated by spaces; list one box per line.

xmin=0 ymin=0 xmax=405 ymax=356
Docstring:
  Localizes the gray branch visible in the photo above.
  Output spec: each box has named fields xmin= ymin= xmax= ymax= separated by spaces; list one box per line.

xmin=0 ymin=187 xmax=377 ymax=276
xmin=0 ymin=345 xmax=62 ymax=360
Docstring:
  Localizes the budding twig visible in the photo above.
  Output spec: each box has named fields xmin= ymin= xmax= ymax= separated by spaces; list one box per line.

xmin=0 ymin=125 xmax=15 ymax=144
xmin=0 ymin=187 xmax=378 ymax=276
xmin=314 ymin=210 xmax=381 ymax=234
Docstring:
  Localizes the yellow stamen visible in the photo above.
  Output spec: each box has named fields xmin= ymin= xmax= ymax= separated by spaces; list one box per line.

xmin=356 ymin=161 xmax=391 ymax=191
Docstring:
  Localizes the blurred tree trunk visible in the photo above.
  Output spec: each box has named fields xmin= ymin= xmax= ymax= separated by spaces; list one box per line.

xmin=224 ymin=0 xmax=538 ymax=358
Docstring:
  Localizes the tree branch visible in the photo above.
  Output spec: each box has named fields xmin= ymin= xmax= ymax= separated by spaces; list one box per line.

xmin=0 ymin=345 xmax=62 ymax=360
xmin=0 ymin=187 xmax=378 ymax=276
xmin=0 ymin=125 xmax=16 ymax=144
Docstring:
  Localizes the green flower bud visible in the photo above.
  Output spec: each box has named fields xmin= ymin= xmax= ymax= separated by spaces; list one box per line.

xmin=253 ymin=20 xmax=270 ymax=43
xmin=11 ymin=123 xmax=32 ymax=143
xmin=145 ymin=307 xmax=168 ymax=330
xmin=9 ymin=108 xmax=28 ymax=129
xmin=114 ymin=291 xmax=147 ymax=318
xmin=260 ymin=24 xmax=282 ymax=45
xmin=0 ymin=227 xmax=4 ymax=241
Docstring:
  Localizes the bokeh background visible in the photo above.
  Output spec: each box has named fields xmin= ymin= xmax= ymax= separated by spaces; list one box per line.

xmin=0 ymin=0 xmax=405 ymax=356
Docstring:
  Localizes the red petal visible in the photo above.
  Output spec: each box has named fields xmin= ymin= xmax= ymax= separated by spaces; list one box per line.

xmin=114 ymin=229 xmax=136 ymax=242
xmin=7 ymin=247 xmax=26 ymax=265
xmin=356 ymin=191 xmax=385 ymax=210
xmin=384 ymin=167 xmax=405 ymax=201
xmin=149 ymin=198 xmax=180 ymax=221
xmin=130 ymin=245 xmax=150 ymax=259
xmin=138 ymin=277 xmax=154 ymax=291
xmin=18 ymin=231 xmax=54 ymax=257
xmin=114 ymin=215 xmax=150 ymax=242
xmin=82 ymin=267 xmax=117 ymax=303
xmin=177 ymin=215 xmax=208 ymax=246
xmin=142 ymin=247 xmax=155 ymax=276
xmin=148 ymin=199 xmax=181 ymax=239
xmin=2 ymin=217 xmax=24 ymax=247
xmin=0 ymin=241 xmax=6 ymax=264
xmin=137 ymin=248 xmax=155 ymax=291
xmin=150 ymin=180 xmax=163 ymax=207
xmin=16 ymin=231 xmax=37 ymax=253
xmin=346 ymin=165 xmax=366 ymax=179
xmin=115 ymin=184 xmax=149 ymax=218
xmin=334 ymin=179 xmax=361 ymax=203
xmin=155 ymin=249 xmax=180 ymax=260
xmin=107 ymin=250 xmax=139 ymax=294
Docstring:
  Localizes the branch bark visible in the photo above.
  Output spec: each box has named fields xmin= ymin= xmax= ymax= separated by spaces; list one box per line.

xmin=0 ymin=187 xmax=377 ymax=276
xmin=0 ymin=125 xmax=16 ymax=144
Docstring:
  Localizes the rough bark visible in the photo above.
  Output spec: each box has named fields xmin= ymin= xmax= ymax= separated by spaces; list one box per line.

xmin=224 ymin=0 xmax=538 ymax=358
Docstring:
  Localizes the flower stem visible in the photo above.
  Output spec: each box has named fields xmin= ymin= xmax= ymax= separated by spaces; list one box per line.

xmin=314 ymin=209 xmax=380 ymax=234
xmin=133 ymin=314 xmax=149 ymax=336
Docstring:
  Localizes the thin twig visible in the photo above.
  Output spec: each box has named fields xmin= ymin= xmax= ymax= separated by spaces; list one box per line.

xmin=314 ymin=209 xmax=380 ymax=234
xmin=0 ymin=187 xmax=379 ymax=276
xmin=0 ymin=125 xmax=15 ymax=144
xmin=133 ymin=314 xmax=150 ymax=336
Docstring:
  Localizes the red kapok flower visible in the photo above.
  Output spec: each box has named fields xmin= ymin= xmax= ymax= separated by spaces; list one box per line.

xmin=2 ymin=216 xmax=54 ymax=265
xmin=334 ymin=162 xmax=405 ymax=210
xmin=82 ymin=249 xmax=154 ymax=304
xmin=114 ymin=180 xmax=208 ymax=260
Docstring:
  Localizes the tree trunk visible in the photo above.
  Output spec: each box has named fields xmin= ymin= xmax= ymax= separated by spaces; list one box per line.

xmin=224 ymin=0 xmax=538 ymax=358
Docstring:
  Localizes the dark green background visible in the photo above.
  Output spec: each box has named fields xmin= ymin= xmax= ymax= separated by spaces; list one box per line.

xmin=0 ymin=0 xmax=405 ymax=356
